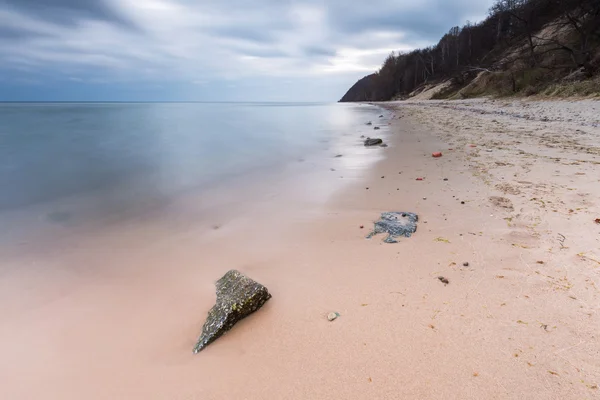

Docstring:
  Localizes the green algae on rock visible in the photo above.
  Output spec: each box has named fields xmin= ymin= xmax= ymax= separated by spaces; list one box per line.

xmin=193 ymin=270 xmax=271 ymax=353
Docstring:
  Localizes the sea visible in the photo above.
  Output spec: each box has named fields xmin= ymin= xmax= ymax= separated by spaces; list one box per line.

xmin=0 ymin=102 xmax=389 ymax=247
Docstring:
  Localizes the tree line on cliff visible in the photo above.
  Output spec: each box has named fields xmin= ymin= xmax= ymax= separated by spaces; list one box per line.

xmin=340 ymin=0 xmax=600 ymax=102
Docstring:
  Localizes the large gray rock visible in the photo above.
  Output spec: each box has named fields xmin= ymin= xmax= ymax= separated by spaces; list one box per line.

xmin=364 ymin=138 xmax=383 ymax=146
xmin=366 ymin=212 xmax=418 ymax=243
xmin=193 ymin=270 xmax=271 ymax=353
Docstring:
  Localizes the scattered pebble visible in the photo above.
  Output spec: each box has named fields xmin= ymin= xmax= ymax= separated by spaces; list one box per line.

xmin=360 ymin=225 xmax=364 ymax=229
xmin=443 ymin=178 xmax=448 ymax=181
xmin=595 ymin=218 xmax=600 ymax=224
xmin=438 ymin=276 xmax=450 ymax=285
xmin=327 ymin=312 xmax=340 ymax=321
xmin=416 ymin=177 xmax=424 ymax=181
xmin=423 ymin=197 xmax=427 ymax=200
xmin=432 ymin=152 xmax=443 ymax=158
xmin=461 ymin=201 xmax=465 ymax=204
xmin=463 ymin=262 xmax=469 ymax=267
xmin=381 ymin=176 xmax=385 ymax=179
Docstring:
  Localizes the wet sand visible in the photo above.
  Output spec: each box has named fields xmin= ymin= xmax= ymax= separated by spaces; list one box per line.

xmin=1 ymin=100 xmax=600 ymax=399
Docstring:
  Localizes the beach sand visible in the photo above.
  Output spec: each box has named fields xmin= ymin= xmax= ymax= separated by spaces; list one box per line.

xmin=1 ymin=99 xmax=599 ymax=399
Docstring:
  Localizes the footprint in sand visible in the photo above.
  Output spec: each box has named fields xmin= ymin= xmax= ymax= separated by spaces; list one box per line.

xmin=496 ymin=183 xmax=522 ymax=195
xmin=489 ymin=196 xmax=514 ymax=211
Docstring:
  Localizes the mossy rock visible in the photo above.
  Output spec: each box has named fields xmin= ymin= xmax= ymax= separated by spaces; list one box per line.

xmin=193 ymin=270 xmax=271 ymax=353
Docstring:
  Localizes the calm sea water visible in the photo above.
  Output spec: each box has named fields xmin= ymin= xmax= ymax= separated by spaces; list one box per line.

xmin=0 ymin=102 xmax=385 ymax=230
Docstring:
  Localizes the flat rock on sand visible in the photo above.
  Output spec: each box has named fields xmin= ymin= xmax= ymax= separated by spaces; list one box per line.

xmin=193 ymin=270 xmax=271 ymax=353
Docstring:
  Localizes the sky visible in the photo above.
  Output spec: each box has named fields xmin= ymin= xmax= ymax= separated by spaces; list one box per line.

xmin=0 ymin=0 xmax=496 ymax=102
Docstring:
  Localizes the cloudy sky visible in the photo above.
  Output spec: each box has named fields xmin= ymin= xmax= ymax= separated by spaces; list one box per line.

xmin=0 ymin=0 xmax=495 ymax=101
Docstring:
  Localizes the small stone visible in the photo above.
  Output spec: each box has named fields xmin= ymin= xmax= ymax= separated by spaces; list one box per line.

xmin=463 ymin=262 xmax=469 ymax=267
xmin=327 ymin=312 xmax=339 ymax=321
xmin=423 ymin=197 xmax=427 ymax=200
xmin=461 ymin=201 xmax=465 ymax=204
xmin=438 ymin=276 xmax=449 ymax=285
xmin=360 ymin=225 xmax=364 ymax=229
xmin=381 ymin=176 xmax=385 ymax=179
xmin=364 ymin=138 xmax=383 ymax=146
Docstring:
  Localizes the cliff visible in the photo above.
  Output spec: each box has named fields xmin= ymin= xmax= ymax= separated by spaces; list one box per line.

xmin=340 ymin=0 xmax=600 ymax=102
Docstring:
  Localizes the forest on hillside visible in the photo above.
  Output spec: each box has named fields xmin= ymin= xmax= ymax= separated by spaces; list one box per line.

xmin=340 ymin=0 xmax=600 ymax=101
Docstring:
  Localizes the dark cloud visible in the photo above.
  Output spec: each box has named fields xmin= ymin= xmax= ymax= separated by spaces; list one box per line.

xmin=0 ymin=0 xmax=136 ymax=29
xmin=240 ymin=48 xmax=289 ymax=58
xmin=326 ymin=0 xmax=489 ymax=42
xmin=209 ymin=26 xmax=277 ymax=44
xmin=0 ymin=25 xmax=45 ymax=39
xmin=303 ymin=46 xmax=337 ymax=58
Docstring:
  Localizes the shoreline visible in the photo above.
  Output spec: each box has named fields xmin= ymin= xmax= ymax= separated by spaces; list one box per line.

xmin=1 ymin=99 xmax=599 ymax=399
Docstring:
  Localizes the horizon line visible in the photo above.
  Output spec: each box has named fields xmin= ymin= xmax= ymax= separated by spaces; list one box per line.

xmin=0 ymin=100 xmax=335 ymax=104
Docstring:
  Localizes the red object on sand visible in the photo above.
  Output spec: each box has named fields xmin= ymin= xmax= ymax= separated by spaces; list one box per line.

xmin=432 ymin=152 xmax=443 ymax=158
xmin=416 ymin=178 xmax=424 ymax=181
xmin=469 ymin=144 xmax=477 ymax=148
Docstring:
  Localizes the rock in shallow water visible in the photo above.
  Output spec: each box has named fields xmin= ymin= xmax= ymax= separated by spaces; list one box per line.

xmin=364 ymin=138 xmax=383 ymax=146
xmin=193 ymin=270 xmax=271 ymax=353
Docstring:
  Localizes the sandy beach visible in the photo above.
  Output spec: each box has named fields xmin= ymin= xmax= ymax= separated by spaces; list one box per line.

xmin=1 ymin=99 xmax=600 ymax=399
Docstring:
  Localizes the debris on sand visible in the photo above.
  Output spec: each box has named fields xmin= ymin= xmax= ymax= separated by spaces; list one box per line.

xmin=438 ymin=276 xmax=449 ymax=285
xmin=595 ymin=218 xmax=600 ymax=224
xmin=432 ymin=152 xmax=443 ymax=158
xmin=193 ymin=270 xmax=271 ymax=353
xmin=366 ymin=212 xmax=418 ymax=243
